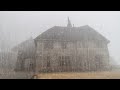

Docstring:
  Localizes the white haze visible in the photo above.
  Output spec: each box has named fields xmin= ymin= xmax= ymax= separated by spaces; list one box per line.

xmin=0 ymin=11 xmax=120 ymax=65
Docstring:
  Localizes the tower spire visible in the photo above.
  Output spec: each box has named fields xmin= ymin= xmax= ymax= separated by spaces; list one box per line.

xmin=67 ymin=17 xmax=72 ymax=28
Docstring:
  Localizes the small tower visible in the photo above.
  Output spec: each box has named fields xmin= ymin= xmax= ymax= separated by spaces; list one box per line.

xmin=67 ymin=17 xmax=72 ymax=28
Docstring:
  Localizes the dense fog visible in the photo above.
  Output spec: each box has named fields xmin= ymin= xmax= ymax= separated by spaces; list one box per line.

xmin=0 ymin=11 xmax=119 ymax=65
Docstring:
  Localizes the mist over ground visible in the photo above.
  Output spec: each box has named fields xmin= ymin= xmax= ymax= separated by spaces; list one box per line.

xmin=0 ymin=11 xmax=119 ymax=65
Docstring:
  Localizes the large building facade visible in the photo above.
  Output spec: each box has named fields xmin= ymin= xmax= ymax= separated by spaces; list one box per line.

xmin=15 ymin=18 xmax=110 ymax=73
xmin=34 ymin=18 xmax=110 ymax=72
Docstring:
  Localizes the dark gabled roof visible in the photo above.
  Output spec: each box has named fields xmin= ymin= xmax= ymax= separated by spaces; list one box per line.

xmin=35 ymin=25 xmax=110 ymax=44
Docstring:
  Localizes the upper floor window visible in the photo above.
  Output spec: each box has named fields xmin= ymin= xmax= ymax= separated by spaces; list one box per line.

xmin=96 ymin=42 xmax=105 ymax=48
xmin=61 ymin=42 xmax=67 ymax=49
xmin=44 ymin=41 xmax=53 ymax=49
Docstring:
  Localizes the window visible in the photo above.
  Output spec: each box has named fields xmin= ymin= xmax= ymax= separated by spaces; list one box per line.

xmin=59 ymin=59 xmax=65 ymax=66
xmin=61 ymin=42 xmax=67 ymax=49
xmin=95 ymin=55 xmax=101 ymax=63
xmin=96 ymin=42 xmax=105 ymax=48
xmin=65 ymin=56 xmax=71 ymax=66
xmin=29 ymin=63 xmax=34 ymax=71
xmin=44 ymin=41 xmax=53 ymax=49
xmin=46 ymin=56 xmax=51 ymax=67
xmin=47 ymin=60 xmax=50 ymax=67
xmin=95 ymin=55 xmax=103 ymax=69
xmin=82 ymin=42 xmax=88 ymax=48
xmin=59 ymin=56 xmax=71 ymax=67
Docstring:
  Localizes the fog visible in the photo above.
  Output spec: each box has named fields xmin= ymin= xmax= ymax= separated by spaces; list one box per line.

xmin=0 ymin=11 xmax=120 ymax=65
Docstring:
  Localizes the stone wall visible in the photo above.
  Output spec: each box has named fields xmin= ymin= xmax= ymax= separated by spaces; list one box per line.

xmin=35 ymin=40 xmax=109 ymax=72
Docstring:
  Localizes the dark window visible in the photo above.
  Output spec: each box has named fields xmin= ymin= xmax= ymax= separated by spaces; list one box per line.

xmin=46 ymin=56 xmax=51 ymax=67
xmin=59 ymin=56 xmax=71 ymax=67
xmin=29 ymin=63 xmax=34 ymax=71
xmin=47 ymin=60 xmax=50 ymax=67
xmin=59 ymin=60 xmax=65 ymax=66
xmin=95 ymin=55 xmax=103 ymax=69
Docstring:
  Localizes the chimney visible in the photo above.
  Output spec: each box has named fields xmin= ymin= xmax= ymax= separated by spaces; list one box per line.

xmin=67 ymin=17 xmax=72 ymax=28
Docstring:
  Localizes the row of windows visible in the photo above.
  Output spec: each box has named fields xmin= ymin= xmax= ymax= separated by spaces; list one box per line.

xmin=44 ymin=41 xmax=67 ymax=49
xmin=44 ymin=55 xmax=105 ymax=71
xmin=77 ymin=42 xmax=105 ymax=48
xmin=45 ymin=56 xmax=71 ymax=68
xmin=42 ymin=42 xmax=105 ymax=49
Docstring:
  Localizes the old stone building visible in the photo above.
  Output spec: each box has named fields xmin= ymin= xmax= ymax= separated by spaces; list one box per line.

xmin=15 ymin=18 xmax=110 ymax=73
xmin=34 ymin=18 xmax=110 ymax=72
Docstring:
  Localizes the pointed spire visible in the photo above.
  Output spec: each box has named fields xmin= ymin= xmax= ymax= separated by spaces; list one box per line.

xmin=67 ymin=17 xmax=72 ymax=28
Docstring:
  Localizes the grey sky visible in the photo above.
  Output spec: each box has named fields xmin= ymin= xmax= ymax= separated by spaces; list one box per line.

xmin=0 ymin=11 xmax=120 ymax=64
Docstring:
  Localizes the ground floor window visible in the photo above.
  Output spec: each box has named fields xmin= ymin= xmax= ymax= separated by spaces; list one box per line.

xmin=46 ymin=56 xmax=51 ymax=67
xmin=95 ymin=55 xmax=103 ymax=70
xmin=59 ymin=56 xmax=71 ymax=67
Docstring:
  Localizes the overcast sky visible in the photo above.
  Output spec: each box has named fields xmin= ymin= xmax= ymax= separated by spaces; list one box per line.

xmin=0 ymin=11 xmax=120 ymax=64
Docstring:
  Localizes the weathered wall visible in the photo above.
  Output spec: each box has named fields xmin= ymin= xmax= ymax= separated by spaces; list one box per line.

xmin=14 ymin=38 xmax=36 ymax=72
xmin=35 ymin=40 xmax=109 ymax=72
